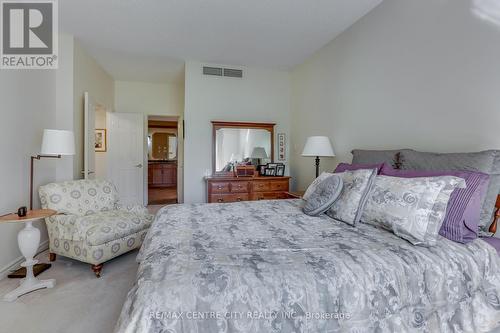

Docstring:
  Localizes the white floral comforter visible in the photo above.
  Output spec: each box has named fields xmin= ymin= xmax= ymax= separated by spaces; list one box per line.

xmin=115 ymin=200 xmax=500 ymax=333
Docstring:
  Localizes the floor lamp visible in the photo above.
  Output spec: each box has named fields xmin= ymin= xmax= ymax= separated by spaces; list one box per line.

xmin=301 ymin=136 xmax=335 ymax=178
xmin=30 ymin=129 xmax=75 ymax=210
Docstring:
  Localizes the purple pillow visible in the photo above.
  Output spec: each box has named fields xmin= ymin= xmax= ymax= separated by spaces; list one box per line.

xmin=335 ymin=162 xmax=385 ymax=174
xmin=381 ymin=164 xmax=490 ymax=243
xmin=481 ymin=237 xmax=500 ymax=255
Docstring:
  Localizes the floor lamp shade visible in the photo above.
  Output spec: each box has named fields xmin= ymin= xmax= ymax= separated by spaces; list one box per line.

xmin=40 ymin=129 xmax=75 ymax=155
xmin=301 ymin=136 xmax=335 ymax=178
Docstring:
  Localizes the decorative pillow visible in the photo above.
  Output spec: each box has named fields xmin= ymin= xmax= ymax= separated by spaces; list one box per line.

xmin=326 ymin=168 xmax=378 ymax=226
xmin=361 ymin=175 xmax=466 ymax=246
xmin=334 ymin=162 xmax=385 ymax=174
xmin=381 ymin=164 xmax=490 ymax=243
xmin=400 ymin=149 xmax=500 ymax=231
xmin=303 ymin=172 xmax=333 ymax=201
xmin=303 ymin=175 xmax=343 ymax=216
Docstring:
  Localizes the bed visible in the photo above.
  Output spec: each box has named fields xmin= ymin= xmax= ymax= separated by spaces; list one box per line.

xmin=115 ymin=199 xmax=500 ymax=333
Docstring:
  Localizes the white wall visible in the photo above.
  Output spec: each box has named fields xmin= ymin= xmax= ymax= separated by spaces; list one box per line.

xmin=184 ymin=61 xmax=291 ymax=203
xmin=0 ymin=71 xmax=57 ymax=277
xmin=73 ymin=40 xmax=115 ymax=179
xmin=290 ymin=0 xmax=500 ymax=191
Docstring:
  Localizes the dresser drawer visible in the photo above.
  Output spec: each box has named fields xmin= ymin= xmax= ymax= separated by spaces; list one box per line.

xmin=230 ymin=181 xmax=249 ymax=193
xmin=210 ymin=182 xmax=230 ymax=193
xmin=270 ymin=180 xmax=289 ymax=192
xmin=251 ymin=192 xmax=285 ymax=201
xmin=253 ymin=181 xmax=270 ymax=192
xmin=210 ymin=194 xmax=249 ymax=203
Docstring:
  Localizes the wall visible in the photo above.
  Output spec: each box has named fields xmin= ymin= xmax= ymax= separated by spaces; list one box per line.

xmin=184 ymin=61 xmax=291 ymax=203
xmin=114 ymin=80 xmax=185 ymax=202
xmin=73 ymin=40 xmax=115 ymax=179
xmin=290 ymin=0 xmax=500 ymax=191
xmin=0 ymin=70 xmax=57 ymax=277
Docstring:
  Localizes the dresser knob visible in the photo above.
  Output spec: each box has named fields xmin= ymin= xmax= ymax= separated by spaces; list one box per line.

xmin=237 ymin=197 xmax=242 ymax=202
xmin=218 ymin=198 xmax=223 ymax=203
xmin=217 ymin=186 xmax=223 ymax=190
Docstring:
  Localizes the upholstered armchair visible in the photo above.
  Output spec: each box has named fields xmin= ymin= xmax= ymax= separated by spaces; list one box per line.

xmin=39 ymin=179 xmax=153 ymax=277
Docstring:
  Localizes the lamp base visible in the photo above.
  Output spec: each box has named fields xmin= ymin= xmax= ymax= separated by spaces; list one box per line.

xmin=315 ymin=156 xmax=320 ymax=178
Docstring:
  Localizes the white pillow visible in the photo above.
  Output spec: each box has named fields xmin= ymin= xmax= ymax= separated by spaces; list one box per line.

xmin=361 ymin=175 xmax=465 ymax=246
xmin=325 ymin=168 xmax=378 ymax=226
xmin=303 ymin=172 xmax=333 ymax=201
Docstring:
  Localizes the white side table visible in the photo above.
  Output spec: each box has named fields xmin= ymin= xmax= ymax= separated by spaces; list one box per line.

xmin=0 ymin=209 xmax=56 ymax=302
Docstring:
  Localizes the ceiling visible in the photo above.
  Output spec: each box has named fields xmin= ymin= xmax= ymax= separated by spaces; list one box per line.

xmin=60 ymin=0 xmax=382 ymax=83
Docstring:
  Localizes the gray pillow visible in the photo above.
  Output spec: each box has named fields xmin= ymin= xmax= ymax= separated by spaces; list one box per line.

xmin=351 ymin=149 xmax=410 ymax=168
xmin=326 ymin=168 xmax=378 ymax=226
xmin=361 ymin=175 xmax=465 ymax=246
xmin=303 ymin=175 xmax=343 ymax=216
xmin=400 ymin=150 xmax=500 ymax=230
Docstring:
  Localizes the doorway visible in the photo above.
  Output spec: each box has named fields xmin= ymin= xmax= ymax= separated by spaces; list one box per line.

xmin=147 ymin=116 xmax=179 ymax=205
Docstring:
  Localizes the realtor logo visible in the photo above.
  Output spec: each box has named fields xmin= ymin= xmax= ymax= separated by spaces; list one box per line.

xmin=1 ymin=0 xmax=58 ymax=69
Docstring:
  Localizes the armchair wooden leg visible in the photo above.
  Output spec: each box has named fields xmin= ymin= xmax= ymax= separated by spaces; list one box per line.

xmin=49 ymin=253 xmax=56 ymax=262
xmin=91 ymin=264 xmax=103 ymax=278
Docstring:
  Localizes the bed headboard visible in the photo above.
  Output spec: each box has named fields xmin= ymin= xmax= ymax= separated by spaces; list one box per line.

xmin=489 ymin=195 xmax=500 ymax=235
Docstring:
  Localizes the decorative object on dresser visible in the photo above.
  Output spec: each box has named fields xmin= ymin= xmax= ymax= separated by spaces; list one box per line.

xmin=250 ymin=147 xmax=268 ymax=167
xmin=30 ymin=129 xmax=75 ymax=210
xmin=206 ymin=175 xmax=291 ymax=203
xmin=1 ymin=209 xmax=57 ymax=302
xmin=261 ymin=162 xmax=285 ymax=177
xmin=302 ymin=136 xmax=335 ymax=177
xmin=234 ymin=164 xmax=256 ymax=177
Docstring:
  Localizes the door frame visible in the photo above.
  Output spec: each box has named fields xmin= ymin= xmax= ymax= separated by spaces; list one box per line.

xmin=145 ymin=115 xmax=184 ymax=205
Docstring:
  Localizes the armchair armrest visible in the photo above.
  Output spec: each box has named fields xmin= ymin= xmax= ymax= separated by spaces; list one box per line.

xmin=116 ymin=202 xmax=149 ymax=216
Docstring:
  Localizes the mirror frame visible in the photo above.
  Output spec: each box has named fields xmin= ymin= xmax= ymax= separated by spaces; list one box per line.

xmin=212 ymin=121 xmax=275 ymax=175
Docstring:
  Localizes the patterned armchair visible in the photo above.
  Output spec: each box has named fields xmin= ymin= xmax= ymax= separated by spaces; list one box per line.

xmin=39 ymin=179 xmax=153 ymax=277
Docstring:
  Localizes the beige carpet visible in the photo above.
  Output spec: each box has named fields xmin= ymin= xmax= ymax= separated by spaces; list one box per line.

xmin=0 ymin=249 xmax=138 ymax=333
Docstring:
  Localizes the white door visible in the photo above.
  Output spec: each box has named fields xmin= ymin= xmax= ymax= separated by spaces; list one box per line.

xmin=83 ymin=92 xmax=96 ymax=179
xmin=108 ymin=112 xmax=144 ymax=204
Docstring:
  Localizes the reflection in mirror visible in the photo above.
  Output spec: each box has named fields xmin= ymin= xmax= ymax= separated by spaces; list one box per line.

xmin=148 ymin=130 xmax=177 ymax=160
xmin=215 ymin=128 xmax=271 ymax=172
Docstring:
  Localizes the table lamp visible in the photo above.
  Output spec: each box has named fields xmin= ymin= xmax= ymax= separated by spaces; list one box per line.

xmin=250 ymin=147 xmax=268 ymax=166
xmin=301 ymin=136 xmax=335 ymax=178
xmin=30 ymin=129 xmax=75 ymax=210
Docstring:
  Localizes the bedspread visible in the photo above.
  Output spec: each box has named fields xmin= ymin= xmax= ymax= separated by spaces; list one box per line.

xmin=116 ymin=200 xmax=500 ymax=333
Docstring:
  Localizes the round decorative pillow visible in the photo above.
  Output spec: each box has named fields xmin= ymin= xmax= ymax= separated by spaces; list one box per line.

xmin=303 ymin=174 xmax=343 ymax=216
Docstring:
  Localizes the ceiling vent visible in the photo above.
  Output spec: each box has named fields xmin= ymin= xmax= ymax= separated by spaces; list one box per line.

xmin=203 ymin=66 xmax=223 ymax=76
xmin=223 ymin=68 xmax=243 ymax=78
xmin=203 ymin=66 xmax=243 ymax=78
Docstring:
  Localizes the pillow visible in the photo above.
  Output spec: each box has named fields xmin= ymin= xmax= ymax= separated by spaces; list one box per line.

xmin=361 ymin=175 xmax=466 ymax=246
xmin=351 ymin=149 xmax=411 ymax=168
xmin=303 ymin=175 xmax=343 ymax=216
xmin=381 ymin=164 xmax=490 ymax=243
xmin=325 ymin=168 xmax=377 ymax=226
xmin=334 ymin=162 xmax=385 ymax=174
xmin=303 ymin=172 xmax=333 ymax=201
xmin=400 ymin=149 xmax=500 ymax=231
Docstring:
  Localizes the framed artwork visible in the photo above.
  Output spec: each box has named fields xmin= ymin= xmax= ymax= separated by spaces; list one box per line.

xmin=95 ymin=129 xmax=107 ymax=152
xmin=276 ymin=164 xmax=285 ymax=177
xmin=264 ymin=167 xmax=276 ymax=176
xmin=277 ymin=133 xmax=286 ymax=161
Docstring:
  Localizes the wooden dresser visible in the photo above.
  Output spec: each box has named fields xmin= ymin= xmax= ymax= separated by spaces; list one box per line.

xmin=206 ymin=176 xmax=291 ymax=203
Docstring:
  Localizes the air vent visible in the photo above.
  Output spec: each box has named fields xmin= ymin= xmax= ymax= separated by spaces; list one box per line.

xmin=203 ymin=66 xmax=223 ymax=76
xmin=223 ymin=68 xmax=243 ymax=78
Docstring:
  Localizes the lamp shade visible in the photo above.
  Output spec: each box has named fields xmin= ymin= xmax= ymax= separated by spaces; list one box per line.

xmin=250 ymin=147 xmax=268 ymax=159
xmin=301 ymin=136 xmax=335 ymax=157
xmin=40 ymin=129 xmax=75 ymax=155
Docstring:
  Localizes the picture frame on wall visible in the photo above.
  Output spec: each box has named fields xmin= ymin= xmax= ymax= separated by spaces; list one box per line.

xmin=95 ymin=129 xmax=107 ymax=152
xmin=278 ymin=133 xmax=286 ymax=161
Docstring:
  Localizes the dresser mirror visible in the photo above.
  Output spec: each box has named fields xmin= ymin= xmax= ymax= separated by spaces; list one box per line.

xmin=212 ymin=121 xmax=275 ymax=174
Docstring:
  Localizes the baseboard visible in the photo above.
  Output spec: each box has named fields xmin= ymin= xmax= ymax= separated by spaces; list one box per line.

xmin=0 ymin=239 xmax=49 ymax=281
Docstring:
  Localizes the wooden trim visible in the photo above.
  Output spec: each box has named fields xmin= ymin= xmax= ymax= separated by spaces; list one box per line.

xmin=211 ymin=121 xmax=275 ymax=175
xmin=489 ymin=195 xmax=500 ymax=235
